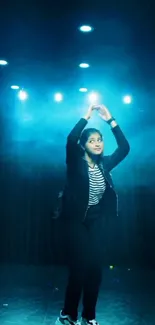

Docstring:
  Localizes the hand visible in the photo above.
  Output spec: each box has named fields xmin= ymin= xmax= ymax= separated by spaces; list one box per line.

xmin=84 ymin=105 xmax=97 ymax=120
xmin=97 ymin=105 xmax=112 ymax=122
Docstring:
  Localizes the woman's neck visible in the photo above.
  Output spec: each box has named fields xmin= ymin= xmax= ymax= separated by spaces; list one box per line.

xmin=83 ymin=152 xmax=96 ymax=167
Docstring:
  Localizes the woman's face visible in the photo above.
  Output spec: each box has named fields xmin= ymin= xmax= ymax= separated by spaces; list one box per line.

xmin=84 ymin=132 xmax=104 ymax=156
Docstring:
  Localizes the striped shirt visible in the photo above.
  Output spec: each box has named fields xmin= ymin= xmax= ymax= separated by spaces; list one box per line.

xmin=88 ymin=164 xmax=106 ymax=206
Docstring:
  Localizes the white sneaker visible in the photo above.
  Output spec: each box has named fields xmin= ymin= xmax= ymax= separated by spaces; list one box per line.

xmin=81 ymin=318 xmax=99 ymax=325
xmin=55 ymin=310 xmax=81 ymax=325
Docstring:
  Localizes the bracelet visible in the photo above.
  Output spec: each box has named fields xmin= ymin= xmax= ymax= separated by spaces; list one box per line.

xmin=107 ymin=117 xmax=115 ymax=124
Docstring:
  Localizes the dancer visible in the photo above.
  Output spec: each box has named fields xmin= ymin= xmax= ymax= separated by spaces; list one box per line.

xmin=55 ymin=104 xmax=130 ymax=325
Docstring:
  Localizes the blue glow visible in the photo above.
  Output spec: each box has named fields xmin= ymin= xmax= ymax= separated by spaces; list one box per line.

xmin=79 ymin=63 xmax=90 ymax=68
xmin=79 ymin=25 xmax=93 ymax=32
xmin=123 ymin=95 xmax=132 ymax=104
xmin=11 ymin=85 xmax=20 ymax=90
xmin=18 ymin=90 xmax=28 ymax=101
xmin=79 ymin=88 xmax=88 ymax=92
xmin=88 ymin=92 xmax=99 ymax=104
xmin=54 ymin=93 xmax=63 ymax=102
xmin=0 ymin=60 xmax=8 ymax=66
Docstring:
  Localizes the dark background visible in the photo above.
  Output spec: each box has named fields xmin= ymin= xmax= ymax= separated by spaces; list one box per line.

xmin=0 ymin=0 xmax=155 ymax=267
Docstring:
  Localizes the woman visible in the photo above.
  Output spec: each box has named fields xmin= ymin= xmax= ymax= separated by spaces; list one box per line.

xmin=55 ymin=104 xmax=130 ymax=325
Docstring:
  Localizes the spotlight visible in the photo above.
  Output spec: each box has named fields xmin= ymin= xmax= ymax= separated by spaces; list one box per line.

xmin=79 ymin=25 xmax=93 ymax=32
xmin=0 ymin=60 xmax=8 ymax=66
xmin=54 ymin=93 xmax=63 ymax=102
xmin=79 ymin=63 xmax=90 ymax=68
xmin=79 ymin=88 xmax=88 ymax=93
xmin=123 ymin=95 xmax=132 ymax=104
xmin=18 ymin=90 xmax=28 ymax=101
xmin=88 ymin=92 xmax=99 ymax=104
xmin=11 ymin=85 xmax=20 ymax=90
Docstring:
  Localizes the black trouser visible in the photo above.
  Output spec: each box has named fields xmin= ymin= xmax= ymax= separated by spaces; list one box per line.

xmin=63 ymin=204 xmax=105 ymax=321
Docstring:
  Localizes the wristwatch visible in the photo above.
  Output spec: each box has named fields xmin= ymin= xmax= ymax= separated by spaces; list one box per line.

xmin=107 ymin=117 xmax=115 ymax=124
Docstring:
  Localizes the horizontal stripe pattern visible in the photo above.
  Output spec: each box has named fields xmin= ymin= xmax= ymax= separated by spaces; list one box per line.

xmin=88 ymin=164 xmax=106 ymax=206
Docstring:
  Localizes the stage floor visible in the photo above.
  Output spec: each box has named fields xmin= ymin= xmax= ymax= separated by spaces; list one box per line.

xmin=0 ymin=265 xmax=155 ymax=325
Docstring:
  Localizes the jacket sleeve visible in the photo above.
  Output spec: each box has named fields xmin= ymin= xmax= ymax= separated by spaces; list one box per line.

xmin=104 ymin=125 xmax=130 ymax=171
xmin=66 ymin=118 xmax=88 ymax=164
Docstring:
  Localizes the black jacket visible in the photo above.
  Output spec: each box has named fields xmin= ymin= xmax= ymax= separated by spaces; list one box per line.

xmin=60 ymin=118 xmax=130 ymax=222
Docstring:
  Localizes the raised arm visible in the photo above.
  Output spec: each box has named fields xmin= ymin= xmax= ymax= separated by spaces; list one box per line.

xmin=66 ymin=105 xmax=95 ymax=164
xmin=104 ymin=124 xmax=130 ymax=171
xmin=97 ymin=105 xmax=130 ymax=171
